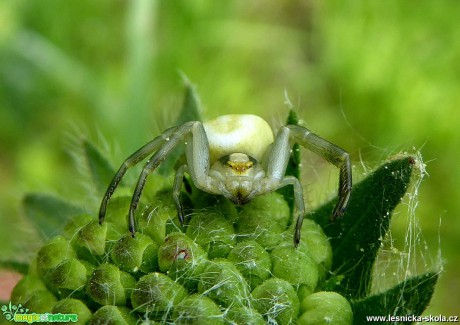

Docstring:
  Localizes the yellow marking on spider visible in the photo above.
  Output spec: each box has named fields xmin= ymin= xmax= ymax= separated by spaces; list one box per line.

xmin=227 ymin=160 xmax=254 ymax=173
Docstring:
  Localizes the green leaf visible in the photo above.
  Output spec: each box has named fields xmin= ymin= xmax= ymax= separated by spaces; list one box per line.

xmin=158 ymin=78 xmax=203 ymax=175
xmin=83 ymin=140 xmax=115 ymax=194
xmin=23 ymin=193 xmax=86 ymax=239
xmin=311 ymin=155 xmax=415 ymax=298
xmin=174 ymin=75 xmax=203 ymax=125
xmin=277 ymin=110 xmax=301 ymax=214
xmin=351 ymin=272 xmax=438 ymax=324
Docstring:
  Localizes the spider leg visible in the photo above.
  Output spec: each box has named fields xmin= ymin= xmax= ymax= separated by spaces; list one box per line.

xmin=173 ymin=164 xmax=188 ymax=224
xmin=286 ymin=125 xmax=352 ymax=220
xmin=173 ymin=121 xmax=224 ymax=227
xmin=99 ymin=126 xmax=178 ymax=225
xmin=258 ymin=127 xmax=306 ymax=246
xmin=128 ymin=121 xmax=197 ymax=236
xmin=277 ymin=176 xmax=305 ymax=247
xmin=260 ymin=125 xmax=351 ymax=246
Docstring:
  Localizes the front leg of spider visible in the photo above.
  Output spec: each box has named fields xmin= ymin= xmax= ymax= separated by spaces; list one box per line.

xmin=256 ymin=124 xmax=352 ymax=246
xmin=287 ymin=125 xmax=352 ymax=220
xmin=99 ymin=126 xmax=179 ymax=225
xmin=127 ymin=121 xmax=223 ymax=237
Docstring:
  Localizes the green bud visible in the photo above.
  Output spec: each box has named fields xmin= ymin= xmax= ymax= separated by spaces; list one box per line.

xmin=131 ymin=272 xmax=188 ymax=319
xmin=173 ymin=294 xmax=224 ymax=325
xmin=298 ymin=291 xmax=353 ymax=325
xmin=191 ymin=191 xmax=238 ymax=223
xmin=62 ymin=214 xmax=94 ymax=245
xmin=140 ymin=242 xmax=160 ymax=274
xmin=251 ymin=278 xmax=299 ymax=325
xmin=102 ymin=195 xmax=148 ymax=245
xmin=158 ymin=232 xmax=207 ymax=291
xmin=227 ymin=241 xmax=271 ymax=289
xmin=138 ymin=195 xmax=183 ymax=246
xmin=198 ymin=259 xmax=250 ymax=308
xmin=90 ymin=306 xmax=137 ymax=325
xmin=236 ymin=192 xmax=290 ymax=248
xmin=11 ymin=275 xmax=49 ymax=305
xmin=45 ymin=258 xmax=87 ymax=295
xmin=186 ymin=210 xmax=236 ymax=259
xmin=86 ymin=263 xmax=136 ymax=306
xmin=142 ymin=174 xmax=174 ymax=200
xmin=111 ymin=233 xmax=158 ymax=274
xmin=296 ymin=219 xmax=333 ymax=281
xmin=225 ymin=306 xmax=265 ymax=325
xmin=214 ymin=197 xmax=239 ymax=223
xmin=23 ymin=290 xmax=57 ymax=314
xmin=52 ymin=298 xmax=92 ymax=324
xmin=102 ymin=195 xmax=131 ymax=229
xmin=36 ymin=236 xmax=76 ymax=277
xmin=79 ymin=259 xmax=96 ymax=277
xmin=270 ymin=245 xmax=319 ymax=299
xmin=77 ymin=220 xmax=107 ymax=256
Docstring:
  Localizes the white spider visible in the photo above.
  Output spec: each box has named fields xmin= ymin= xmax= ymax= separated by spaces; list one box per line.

xmin=99 ymin=114 xmax=351 ymax=246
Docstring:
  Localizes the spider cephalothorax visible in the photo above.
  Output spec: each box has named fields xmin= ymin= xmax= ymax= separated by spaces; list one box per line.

xmin=99 ymin=114 xmax=351 ymax=246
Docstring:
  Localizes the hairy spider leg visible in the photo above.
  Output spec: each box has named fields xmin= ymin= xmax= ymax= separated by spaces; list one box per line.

xmin=172 ymin=164 xmax=187 ymax=224
xmin=257 ymin=126 xmax=306 ymax=246
xmin=128 ymin=121 xmax=219 ymax=237
xmin=278 ymin=175 xmax=306 ymax=246
xmin=172 ymin=119 xmax=219 ymax=224
xmin=99 ymin=126 xmax=178 ymax=225
xmin=256 ymin=125 xmax=352 ymax=246
xmin=286 ymin=125 xmax=352 ymax=220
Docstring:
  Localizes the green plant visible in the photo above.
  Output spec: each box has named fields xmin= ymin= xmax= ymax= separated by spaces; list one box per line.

xmin=3 ymin=85 xmax=438 ymax=324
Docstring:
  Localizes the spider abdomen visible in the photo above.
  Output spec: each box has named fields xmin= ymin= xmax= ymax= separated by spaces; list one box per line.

xmin=203 ymin=114 xmax=274 ymax=164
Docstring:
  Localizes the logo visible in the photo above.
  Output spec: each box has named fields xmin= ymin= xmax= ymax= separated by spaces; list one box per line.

xmin=1 ymin=302 xmax=78 ymax=323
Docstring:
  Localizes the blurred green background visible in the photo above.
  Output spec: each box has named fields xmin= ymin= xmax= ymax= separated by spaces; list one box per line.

xmin=1 ymin=0 xmax=458 ymax=316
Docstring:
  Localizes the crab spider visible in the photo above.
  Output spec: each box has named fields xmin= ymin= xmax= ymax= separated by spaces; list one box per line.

xmin=99 ymin=114 xmax=351 ymax=246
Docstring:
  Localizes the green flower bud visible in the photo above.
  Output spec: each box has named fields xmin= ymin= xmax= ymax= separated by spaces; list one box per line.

xmin=23 ymin=290 xmax=57 ymax=314
xmin=11 ymin=275 xmax=49 ymax=305
xmin=158 ymin=232 xmax=207 ymax=291
xmin=270 ymin=245 xmax=319 ymax=298
xmin=214 ymin=197 xmax=239 ymax=223
xmin=90 ymin=306 xmax=137 ymax=325
xmin=79 ymin=259 xmax=96 ymax=277
xmin=191 ymin=191 xmax=238 ymax=223
xmin=102 ymin=195 xmax=131 ymax=229
xmin=140 ymin=242 xmax=160 ymax=274
xmin=131 ymin=272 xmax=188 ymax=319
xmin=111 ymin=233 xmax=158 ymax=274
xmin=77 ymin=220 xmax=107 ymax=257
xmin=86 ymin=263 xmax=136 ymax=306
xmin=173 ymin=294 xmax=224 ymax=325
xmin=298 ymin=291 xmax=353 ymax=325
xmin=236 ymin=192 xmax=290 ymax=248
xmin=225 ymin=306 xmax=265 ymax=325
xmin=251 ymin=278 xmax=299 ymax=325
xmin=101 ymin=195 xmax=147 ymax=243
xmin=138 ymin=194 xmax=183 ymax=246
xmin=186 ymin=210 xmax=236 ymax=259
xmin=227 ymin=241 xmax=271 ymax=289
xmin=36 ymin=236 xmax=76 ymax=277
xmin=62 ymin=214 xmax=94 ymax=245
xmin=45 ymin=258 xmax=87 ymax=296
xmin=52 ymin=299 xmax=92 ymax=324
xmin=142 ymin=174 xmax=174 ymax=200
xmin=198 ymin=259 xmax=250 ymax=308
xmin=295 ymin=219 xmax=333 ymax=281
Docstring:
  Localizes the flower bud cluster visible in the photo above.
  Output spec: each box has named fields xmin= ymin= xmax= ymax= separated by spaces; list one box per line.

xmin=12 ymin=190 xmax=352 ymax=324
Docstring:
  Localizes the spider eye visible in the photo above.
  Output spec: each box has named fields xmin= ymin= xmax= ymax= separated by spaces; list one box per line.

xmin=226 ymin=160 xmax=253 ymax=173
